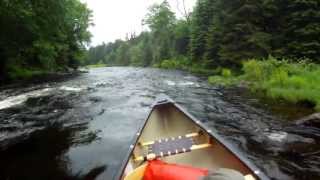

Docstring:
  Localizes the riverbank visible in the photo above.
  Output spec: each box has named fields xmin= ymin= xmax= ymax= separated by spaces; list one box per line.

xmin=208 ymin=57 xmax=320 ymax=111
xmin=154 ymin=56 xmax=320 ymax=112
xmin=0 ymin=69 xmax=86 ymax=88
xmin=154 ymin=57 xmax=219 ymax=76
xmin=86 ymin=64 xmax=107 ymax=68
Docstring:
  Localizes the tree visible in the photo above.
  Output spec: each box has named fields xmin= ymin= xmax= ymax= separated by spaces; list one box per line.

xmin=189 ymin=0 xmax=216 ymax=62
xmin=217 ymin=0 xmax=272 ymax=65
xmin=173 ymin=20 xmax=190 ymax=56
xmin=0 ymin=0 xmax=92 ymax=81
xmin=143 ymin=1 xmax=176 ymax=64
xmin=278 ymin=0 xmax=320 ymax=61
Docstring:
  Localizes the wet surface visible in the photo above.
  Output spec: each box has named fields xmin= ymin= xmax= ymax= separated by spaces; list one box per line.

xmin=0 ymin=67 xmax=319 ymax=180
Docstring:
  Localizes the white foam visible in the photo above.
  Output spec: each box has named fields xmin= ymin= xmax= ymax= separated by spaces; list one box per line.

xmin=0 ymin=88 xmax=52 ymax=110
xmin=165 ymin=80 xmax=176 ymax=86
xmin=94 ymin=82 xmax=108 ymax=87
xmin=59 ymin=86 xmax=83 ymax=92
xmin=179 ymin=82 xmax=195 ymax=86
xmin=266 ymin=131 xmax=288 ymax=142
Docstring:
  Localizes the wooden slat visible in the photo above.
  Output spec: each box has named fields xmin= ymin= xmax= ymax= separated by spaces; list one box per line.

xmin=134 ymin=143 xmax=212 ymax=162
xmin=190 ymin=143 xmax=212 ymax=150
xmin=139 ymin=132 xmax=199 ymax=146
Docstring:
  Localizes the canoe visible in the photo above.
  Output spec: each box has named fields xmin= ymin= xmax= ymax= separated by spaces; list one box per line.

xmin=116 ymin=96 xmax=269 ymax=180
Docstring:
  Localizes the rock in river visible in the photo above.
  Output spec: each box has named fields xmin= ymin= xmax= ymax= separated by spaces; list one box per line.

xmin=295 ymin=113 xmax=320 ymax=128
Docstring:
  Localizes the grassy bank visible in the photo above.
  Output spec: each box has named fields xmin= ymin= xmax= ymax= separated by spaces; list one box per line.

xmin=7 ymin=65 xmax=51 ymax=81
xmin=0 ymin=64 xmax=83 ymax=86
xmin=86 ymin=64 xmax=107 ymax=68
xmin=208 ymin=57 xmax=320 ymax=111
xmin=154 ymin=57 xmax=218 ymax=76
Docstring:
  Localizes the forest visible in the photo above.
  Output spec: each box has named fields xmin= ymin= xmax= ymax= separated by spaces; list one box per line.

xmin=86 ymin=0 xmax=320 ymax=67
xmin=0 ymin=0 xmax=92 ymax=82
xmin=86 ymin=0 xmax=320 ymax=110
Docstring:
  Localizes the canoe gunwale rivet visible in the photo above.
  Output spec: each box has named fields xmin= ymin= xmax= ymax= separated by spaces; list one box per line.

xmin=254 ymin=170 xmax=260 ymax=174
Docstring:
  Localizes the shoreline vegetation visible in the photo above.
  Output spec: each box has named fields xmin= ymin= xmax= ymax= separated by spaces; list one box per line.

xmin=0 ymin=69 xmax=85 ymax=87
xmin=156 ymin=56 xmax=320 ymax=111
xmin=0 ymin=0 xmax=92 ymax=84
xmin=213 ymin=58 xmax=320 ymax=111
xmin=85 ymin=64 xmax=107 ymax=68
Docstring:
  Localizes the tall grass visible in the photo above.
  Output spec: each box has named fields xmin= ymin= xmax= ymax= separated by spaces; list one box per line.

xmin=86 ymin=64 xmax=107 ymax=68
xmin=242 ymin=57 xmax=320 ymax=110
xmin=208 ymin=57 xmax=320 ymax=111
xmin=156 ymin=57 xmax=218 ymax=76
xmin=7 ymin=64 xmax=48 ymax=80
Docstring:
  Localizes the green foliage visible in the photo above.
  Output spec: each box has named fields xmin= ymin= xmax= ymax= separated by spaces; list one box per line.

xmin=158 ymin=57 xmax=190 ymax=70
xmin=85 ymin=2 xmax=184 ymax=67
xmin=143 ymin=1 xmax=176 ymax=33
xmin=208 ymin=68 xmax=236 ymax=86
xmin=86 ymin=64 xmax=107 ymax=68
xmin=242 ymin=58 xmax=320 ymax=111
xmin=189 ymin=0 xmax=320 ymax=66
xmin=7 ymin=64 xmax=48 ymax=80
xmin=0 ymin=0 xmax=92 ymax=81
xmin=208 ymin=57 xmax=320 ymax=111
xmin=221 ymin=69 xmax=232 ymax=78
xmin=86 ymin=0 xmax=319 ymax=73
xmin=208 ymin=76 xmax=237 ymax=87
xmin=190 ymin=0 xmax=216 ymax=62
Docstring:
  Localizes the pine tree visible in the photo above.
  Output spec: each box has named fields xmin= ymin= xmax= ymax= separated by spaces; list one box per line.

xmin=216 ymin=0 xmax=272 ymax=65
xmin=190 ymin=0 xmax=216 ymax=62
xmin=279 ymin=0 xmax=320 ymax=61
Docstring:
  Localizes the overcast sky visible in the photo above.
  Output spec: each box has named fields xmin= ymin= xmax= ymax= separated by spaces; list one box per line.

xmin=82 ymin=0 xmax=196 ymax=46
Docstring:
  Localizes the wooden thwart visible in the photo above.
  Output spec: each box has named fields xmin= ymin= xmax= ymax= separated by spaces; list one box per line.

xmin=140 ymin=132 xmax=199 ymax=146
xmin=134 ymin=143 xmax=212 ymax=161
xmin=135 ymin=132 xmax=211 ymax=162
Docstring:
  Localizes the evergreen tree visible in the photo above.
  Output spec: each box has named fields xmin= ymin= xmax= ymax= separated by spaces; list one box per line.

xmin=216 ymin=0 xmax=271 ymax=65
xmin=190 ymin=0 xmax=216 ymax=62
xmin=279 ymin=0 xmax=320 ymax=61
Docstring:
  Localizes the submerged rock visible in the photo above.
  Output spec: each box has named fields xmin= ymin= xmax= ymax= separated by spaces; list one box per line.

xmin=295 ymin=113 xmax=320 ymax=128
xmin=250 ymin=131 xmax=316 ymax=154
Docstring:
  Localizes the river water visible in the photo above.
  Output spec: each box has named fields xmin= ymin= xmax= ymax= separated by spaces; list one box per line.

xmin=0 ymin=67 xmax=319 ymax=180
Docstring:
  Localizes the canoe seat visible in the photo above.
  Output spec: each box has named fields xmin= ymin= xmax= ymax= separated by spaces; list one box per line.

xmin=135 ymin=133 xmax=212 ymax=161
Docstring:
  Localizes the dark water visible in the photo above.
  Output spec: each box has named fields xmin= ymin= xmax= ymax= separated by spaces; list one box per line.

xmin=0 ymin=67 xmax=319 ymax=180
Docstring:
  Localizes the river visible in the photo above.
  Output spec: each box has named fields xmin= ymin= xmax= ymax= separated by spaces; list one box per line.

xmin=0 ymin=67 xmax=319 ymax=180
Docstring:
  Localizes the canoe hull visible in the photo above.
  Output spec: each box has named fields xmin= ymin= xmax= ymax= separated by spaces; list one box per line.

xmin=116 ymin=97 xmax=269 ymax=180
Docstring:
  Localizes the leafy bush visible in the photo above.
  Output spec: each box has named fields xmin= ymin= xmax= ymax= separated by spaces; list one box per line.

xmin=221 ymin=68 xmax=232 ymax=78
xmin=208 ymin=68 xmax=236 ymax=86
xmin=7 ymin=64 xmax=47 ymax=80
xmin=86 ymin=64 xmax=107 ymax=68
xmin=160 ymin=59 xmax=180 ymax=69
xmin=208 ymin=76 xmax=237 ymax=86
xmin=208 ymin=57 xmax=320 ymax=111
xmin=158 ymin=57 xmax=192 ymax=70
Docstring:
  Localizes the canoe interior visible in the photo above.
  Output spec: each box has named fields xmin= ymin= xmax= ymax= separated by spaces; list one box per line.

xmin=122 ymin=102 xmax=257 ymax=179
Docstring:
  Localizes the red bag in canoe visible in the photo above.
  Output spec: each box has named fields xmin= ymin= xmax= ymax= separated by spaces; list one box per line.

xmin=143 ymin=160 xmax=208 ymax=180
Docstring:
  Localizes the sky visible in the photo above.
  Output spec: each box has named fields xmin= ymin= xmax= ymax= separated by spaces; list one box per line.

xmin=82 ymin=0 xmax=196 ymax=46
